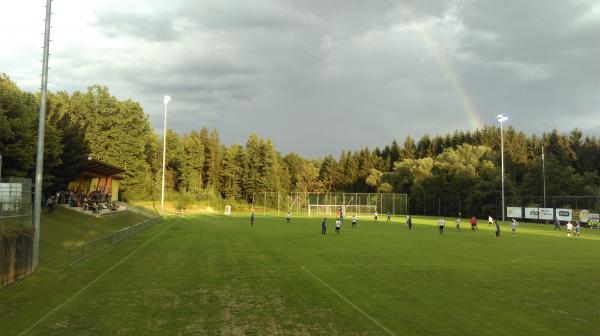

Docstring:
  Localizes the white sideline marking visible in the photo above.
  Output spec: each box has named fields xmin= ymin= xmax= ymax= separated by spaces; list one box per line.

xmin=18 ymin=223 xmax=173 ymax=336
xmin=300 ymin=266 xmax=397 ymax=336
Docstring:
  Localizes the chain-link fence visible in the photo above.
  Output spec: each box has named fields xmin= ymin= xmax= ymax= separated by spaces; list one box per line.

xmin=248 ymin=192 xmax=408 ymax=216
xmin=1 ymin=178 xmax=33 ymax=287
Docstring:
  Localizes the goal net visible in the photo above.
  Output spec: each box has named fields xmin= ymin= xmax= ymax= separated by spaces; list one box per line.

xmin=308 ymin=204 xmax=377 ymax=217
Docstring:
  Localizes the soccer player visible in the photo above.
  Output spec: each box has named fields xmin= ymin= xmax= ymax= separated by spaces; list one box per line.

xmin=455 ymin=217 xmax=461 ymax=231
xmin=386 ymin=211 xmax=391 ymax=223
xmin=336 ymin=209 xmax=340 ymax=220
xmin=488 ymin=215 xmax=493 ymax=227
xmin=407 ymin=215 xmax=413 ymax=230
xmin=470 ymin=216 xmax=478 ymax=231
xmin=351 ymin=214 xmax=357 ymax=229
xmin=438 ymin=217 xmax=445 ymax=235
xmin=575 ymin=221 xmax=581 ymax=237
xmin=566 ymin=221 xmax=573 ymax=237
xmin=554 ymin=218 xmax=561 ymax=230
xmin=340 ymin=208 xmax=344 ymax=221
xmin=495 ymin=219 xmax=501 ymax=238
xmin=250 ymin=209 xmax=255 ymax=226
xmin=511 ymin=218 xmax=518 ymax=237
xmin=335 ymin=218 xmax=341 ymax=235
xmin=374 ymin=211 xmax=378 ymax=222
xmin=286 ymin=211 xmax=291 ymax=224
xmin=321 ymin=218 xmax=327 ymax=235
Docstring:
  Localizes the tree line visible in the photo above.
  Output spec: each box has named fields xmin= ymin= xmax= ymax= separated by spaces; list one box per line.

xmin=1 ymin=75 xmax=599 ymax=215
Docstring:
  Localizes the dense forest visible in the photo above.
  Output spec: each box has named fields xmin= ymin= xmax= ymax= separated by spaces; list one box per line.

xmin=2 ymin=75 xmax=599 ymax=216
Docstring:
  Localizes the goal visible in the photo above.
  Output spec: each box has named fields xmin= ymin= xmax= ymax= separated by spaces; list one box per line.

xmin=308 ymin=204 xmax=377 ymax=217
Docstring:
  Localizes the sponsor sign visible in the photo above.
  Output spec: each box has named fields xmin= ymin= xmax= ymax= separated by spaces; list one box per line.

xmin=539 ymin=208 xmax=554 ymax=220
xmin=579 ymin=209 xmax=589 ymax=223
xmin=524 ymin=207 xmax=539 ymax=219
xmin=589 ymin=212 xmax=600 ymax=222
xmin=507 ymin=207 xmax=522 ymax=218
xmin=556 ymin=208 xmax=572 ymax=221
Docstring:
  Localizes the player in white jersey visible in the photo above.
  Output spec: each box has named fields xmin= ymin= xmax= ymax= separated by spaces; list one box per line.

xmin=335 ymin=219 xmax=341 ymax=235
xmin=566 ymin=221 xmax=573 ymax=237
xmin=438 ymin=218 xmax=445 ymax=235
xmin=511 ymin=218 xmax=518 ymax=237
xmin=286 ymin=211 xmax=291 ymax=224
xmin=351 ymin=215 xmax=357 ymax=229
xmin=455 ymin=217 xmax=461 ymax=231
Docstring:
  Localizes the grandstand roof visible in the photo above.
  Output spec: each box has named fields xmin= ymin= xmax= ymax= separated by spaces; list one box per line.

xmin=83 ymin=158 xmax=126 ymax=177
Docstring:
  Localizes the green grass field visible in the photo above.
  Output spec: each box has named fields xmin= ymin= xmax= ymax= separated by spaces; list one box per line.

xmin=2 ymin=211 xmax=600 ymax=335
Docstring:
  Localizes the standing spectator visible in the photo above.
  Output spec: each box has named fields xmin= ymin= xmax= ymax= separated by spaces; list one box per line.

xmin=47 ymin=196 xmax=55 ymax=214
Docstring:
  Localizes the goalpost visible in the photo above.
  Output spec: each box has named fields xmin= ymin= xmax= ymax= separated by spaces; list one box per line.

xmin=305 ymin=192 xmax=407 ymax=217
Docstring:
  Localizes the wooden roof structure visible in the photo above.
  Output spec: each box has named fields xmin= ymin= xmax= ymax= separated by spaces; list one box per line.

xmin=82 ymin=158 xmax=125 ymax=179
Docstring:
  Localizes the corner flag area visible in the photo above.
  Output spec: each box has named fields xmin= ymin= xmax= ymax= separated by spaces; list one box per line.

xmin=2 ymin=213 xmax=600 ymax=335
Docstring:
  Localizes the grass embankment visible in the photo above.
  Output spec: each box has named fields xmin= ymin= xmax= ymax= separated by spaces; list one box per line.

xmin=0 ymin=207 xmax=148 ymax=334
xmin=2 ymin=213 xmax=600 ymax=335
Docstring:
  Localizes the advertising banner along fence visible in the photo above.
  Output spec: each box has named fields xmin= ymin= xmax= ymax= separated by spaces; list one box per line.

xmin=556 ymin=208 xmax=573 ymax=221
xmin=507 ymin=207 xmax=522 ymax=218
xmin=524 ymin=207 xmax=539 ymax=219
xmin=539 ymin=208 xmax=554 ymax=220
xmin=578 ymin=210 xmax=590 ymax=223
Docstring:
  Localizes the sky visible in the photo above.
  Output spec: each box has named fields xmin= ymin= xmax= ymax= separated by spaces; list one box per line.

xmin=1 ymin=0 xmax=599 ymax=157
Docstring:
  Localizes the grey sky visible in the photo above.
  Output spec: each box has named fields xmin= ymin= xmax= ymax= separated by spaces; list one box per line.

xmin=1 ymin=0 xmax=599 ymax=157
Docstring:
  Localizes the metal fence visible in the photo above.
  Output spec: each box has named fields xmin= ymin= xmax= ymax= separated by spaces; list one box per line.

xmin=67 ymin=216 xmax=162 ymax=266
xmin=249 ymin=192 xmax=409 ymax=216
xmin=1 ymin=178 xmax=33 ymax=287
xmin=405 ymin=194 xmax=600 ymax=220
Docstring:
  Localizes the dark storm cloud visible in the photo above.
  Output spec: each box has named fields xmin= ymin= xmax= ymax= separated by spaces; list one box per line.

xmin=44 ymin=0 xmax=600 ymax=157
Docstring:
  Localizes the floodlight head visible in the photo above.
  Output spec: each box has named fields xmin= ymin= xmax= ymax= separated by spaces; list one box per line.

xmin=495 ymin=114 xmax=508 ymax=123
xmin=163 ymin=95 xmax=172 ymax=104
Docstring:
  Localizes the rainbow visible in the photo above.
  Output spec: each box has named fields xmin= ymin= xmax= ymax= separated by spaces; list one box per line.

xmin=397 ymin=5 xmax=484 ymax=130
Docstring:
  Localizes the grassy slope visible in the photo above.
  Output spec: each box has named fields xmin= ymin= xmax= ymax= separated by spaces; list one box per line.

xmin=2 ymin=214 xmax=600 ymax=335
xmin=0 ymin=207 xmax=149 ymax=334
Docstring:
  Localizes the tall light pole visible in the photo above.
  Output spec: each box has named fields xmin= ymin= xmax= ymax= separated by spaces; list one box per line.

xmin=160 ymin=95 xmax=171 ymax=216
xmin=542 ymin=143 xmax=546 ymax=210
xmin=496 ymin=114 xmax=508 ymax=223
xmin=32 ymin=0 xmax=53 ymax=270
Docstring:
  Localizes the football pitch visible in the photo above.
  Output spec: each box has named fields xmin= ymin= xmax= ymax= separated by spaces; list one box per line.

xmin=3 ymin=213 xmax=600 ymax=335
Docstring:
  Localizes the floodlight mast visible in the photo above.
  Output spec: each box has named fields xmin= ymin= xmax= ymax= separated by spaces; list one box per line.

xmin=542 ymin=143 xmax=546 ymax=221
xmin=33 ymin=0 xmax=53 ymax=270
xmin=161 ymin=96 xmax=171 ymax=216
xmin=496 ymin=114 xmax=508 ymax=223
